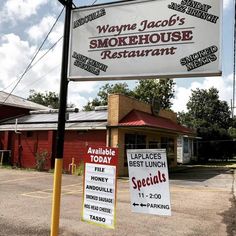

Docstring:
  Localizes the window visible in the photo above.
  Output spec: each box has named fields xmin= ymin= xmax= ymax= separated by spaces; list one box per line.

xmin=161 ymin=137 xmax=174 ymax=154
xmin=161 ymin=137 xmax=175 ymax=166
xmin=124 ymin=134 xmax=146 ymax=167
xmin=183 ymin=138 xmax=189 ymax=154
xmin=149 ymin=141 xmax=160 ymax=149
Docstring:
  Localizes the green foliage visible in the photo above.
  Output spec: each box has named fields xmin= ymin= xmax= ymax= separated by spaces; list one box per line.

xmin=97 ymin=83 xmax=134 ymax=105
xmin=75 ymin=162 xmax=84 ymax=176
xmin=197 ymin=127 xmax=235 ymax=161
xmin=28 ymin=90 xmax=75 ymax=109
xmin=178 ymin=87 xmax=234 ymax=161
xmin=28 ymin=90 xmax=60 ymax=109
xmin=83 ymin=79 xmax=175 ymax=111
xmin=83 ymin=98 xmax=101 ymax=111
xmin=83 ymin=82 xmax=134 ymax=111
xmin=228 ymin=127 xmax=236 ymax=139
xmin=178 ymin=88 xmax=231 ymax=130
xmin=35 ymin=150 xmax=49 ymax=171
xmin=134 ymin=79 xmax=175 ymax=109
xmin=188 ymin=88 xmax=231 ymax=129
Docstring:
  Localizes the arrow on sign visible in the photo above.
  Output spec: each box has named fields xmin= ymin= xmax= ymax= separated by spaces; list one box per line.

xmin=140 ymin=203 xmax=147 ymax=207
xmin=133 ymin=203 xmax=139 ymax=207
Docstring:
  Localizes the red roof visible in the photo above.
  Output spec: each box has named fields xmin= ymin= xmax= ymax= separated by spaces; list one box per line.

xmin=118 ymin=110 xmax=194 ymax=134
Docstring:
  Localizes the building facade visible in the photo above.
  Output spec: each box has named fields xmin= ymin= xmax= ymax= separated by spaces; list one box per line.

xmin=0 ymin=94 xmax=195 ymax=176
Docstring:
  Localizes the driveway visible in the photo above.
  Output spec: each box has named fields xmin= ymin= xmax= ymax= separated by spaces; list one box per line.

xmin=0 ymin=166 xmax=235 ymax=236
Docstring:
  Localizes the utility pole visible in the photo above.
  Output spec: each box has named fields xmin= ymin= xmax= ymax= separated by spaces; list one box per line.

xmin=50 ymin=1 xmax=72 ymax=235
xmin=233 ymin=0 xmax=236 ymax=118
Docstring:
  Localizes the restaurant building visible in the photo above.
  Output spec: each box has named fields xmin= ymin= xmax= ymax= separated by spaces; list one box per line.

xmin=0 ymin=94 xmax=195 ymax=176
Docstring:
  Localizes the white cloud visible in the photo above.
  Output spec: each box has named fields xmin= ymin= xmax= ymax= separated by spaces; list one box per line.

xmin=0 ymin=31 xmax=98 ymax=110
xmin=27 ymin=16 xmax=55 ymax=41
xmin=172 ymin=75 xmax=233 ymax=113
xmin=0 ymin=34 xmax=32 ymax=88
xmin=27 ymin=16 xmax=63 ymax=43
xmin=0 ymin=32 xmax=61 ymax=98
xmin=1 ymin=0 xmax=48 ymax=23
xmin=68 ymin=82 xmax=99 ymax=109
xmin=223 ymin=0 xmax=232 ymax=9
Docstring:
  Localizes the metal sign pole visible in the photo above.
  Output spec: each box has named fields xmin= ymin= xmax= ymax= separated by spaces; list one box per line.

xmin=50 ymin=1 xmax=72 ymax=235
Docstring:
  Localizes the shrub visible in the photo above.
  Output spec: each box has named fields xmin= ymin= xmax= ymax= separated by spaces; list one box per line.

xmin=75 ymin=161 xmax=84 ymax=176
xmin=35 ymin=150 xmax=49 ymax=171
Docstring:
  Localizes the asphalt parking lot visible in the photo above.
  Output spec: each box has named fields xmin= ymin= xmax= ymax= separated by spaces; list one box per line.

xmin=0 ymin=166 xmax=235 ymax=236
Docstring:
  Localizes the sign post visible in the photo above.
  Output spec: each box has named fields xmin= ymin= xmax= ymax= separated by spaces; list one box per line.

xmin=127 ymin=149 xmax=171 ymax=216
xmin=50 ymin=1 xmax=72 ymax=235
xmin=82 ymin=146 xmax=118 ymax=229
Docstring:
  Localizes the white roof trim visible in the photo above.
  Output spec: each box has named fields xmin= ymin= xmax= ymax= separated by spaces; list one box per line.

xmin=0 ymin=122 xmax=107 ymax=131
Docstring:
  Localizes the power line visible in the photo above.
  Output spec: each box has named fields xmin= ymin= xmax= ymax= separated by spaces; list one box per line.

xmin=19 ymin=64 xmax=61 ymax=92
xmin=0 ymin=36 xmax=63 ymax=93
xmin=92 ymin=0 xmax=98 ymax=5
xmin=29 ymin=36 xmax=63 ymax=71
xmin=0 ymin=7 xmax=65 ymax=106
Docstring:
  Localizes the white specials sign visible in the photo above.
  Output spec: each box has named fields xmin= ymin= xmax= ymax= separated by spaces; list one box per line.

xmin=127 ymin=149 xmax=171 ymax=216
xmin=82 ymin=146 xmax=118 ymax=229
xmin=69 ymin=0 xmax=222 ymax=81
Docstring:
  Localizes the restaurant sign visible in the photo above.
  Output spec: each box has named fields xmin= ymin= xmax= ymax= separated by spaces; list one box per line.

xmin=69 ymin=0 xmax=222 ymax=81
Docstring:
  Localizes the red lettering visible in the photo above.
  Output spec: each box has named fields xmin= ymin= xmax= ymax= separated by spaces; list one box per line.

xmin=182 ymin=30 xmax=193 ymax=41
xmin=131 ymin=171 xmax=168 ymax=191
xmin=132 ymin=177 xmax=137 ymax=189
xmin=142 ymin=178 xmax=146 ymax=187
xmin=89 ymin=40 xmax=97 ymax=49
xmin=146 ymin=177 xmax=151 ymax=186
xmin=162 ymin=173 xmax=166 ymax=182
xmin=171 ymin=31 xmax=182 ymax=42
xmin=90 ymin=30 xmax=193 ymax=50
xmin=97 ymin=24 xmax=109 ymax=34
xmin=137 ymin=180 xmax=142 ymax=191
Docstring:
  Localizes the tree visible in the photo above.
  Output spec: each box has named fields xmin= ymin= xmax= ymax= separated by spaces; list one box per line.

xmin=181 ymin=88 xmax=231 ymax=130
xmin=83 ymin=82 xmax=134 ymax=111
xmin=83 ymin=98 xmax=102 ymax=111
xmin=28 ymin=90 xmax=60 ymax=109
xmin=177 ymin=111 xmax=193 ymax=128
xmin=133 ymin=79 xmax=175 ymax=109
xmin=177 ymin=87 xmax=234 ymax=161
xmin=28 ymin=90 xmax=74 ymax=109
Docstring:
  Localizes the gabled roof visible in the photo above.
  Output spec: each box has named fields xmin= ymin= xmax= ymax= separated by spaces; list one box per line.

xmin=117 ymin=110 xmax=194 ymax=135
xmin=0 ymin=91 xmax=49 ymax=110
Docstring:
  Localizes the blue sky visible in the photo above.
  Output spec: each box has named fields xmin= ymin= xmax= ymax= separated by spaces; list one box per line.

xmin=0 ymin=0 xmax=235 ymax=112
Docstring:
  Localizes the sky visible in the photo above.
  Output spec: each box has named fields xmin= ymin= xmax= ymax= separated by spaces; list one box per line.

xmin=0 ymin=0 xmax=235 ymax=113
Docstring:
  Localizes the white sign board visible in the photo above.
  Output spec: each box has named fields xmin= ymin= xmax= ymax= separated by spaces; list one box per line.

xmin=82 ymin=146 xmax=118 ymax=229
xmin=69 ymin=0 xmax=222 ymax=81
xmin=127 ymin=149 xmax=171 ymax=216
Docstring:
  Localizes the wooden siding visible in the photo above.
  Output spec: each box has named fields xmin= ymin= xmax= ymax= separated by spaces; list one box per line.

xmin=1 ymin=130 xmax=106 ymax=171
xmin=63 ymin=130 xmax=107 ymax=170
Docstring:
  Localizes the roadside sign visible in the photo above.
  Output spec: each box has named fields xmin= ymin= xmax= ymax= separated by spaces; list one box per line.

xmin=69 ymin=0 xmax=222 ymax=81
xmin=127 ymin=149 xmax=171 ymax=216
xmin=82 ymin=146 xmax=118 ymax=228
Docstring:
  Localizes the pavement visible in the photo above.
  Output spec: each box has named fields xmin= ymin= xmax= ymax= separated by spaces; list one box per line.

xmin=234 ymin=169 xmax=236 ymax=198
xmin=170 ymin=164 xmax=236 ymax=199
xmin=0 ymin=166 xmax=236 ymax=236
